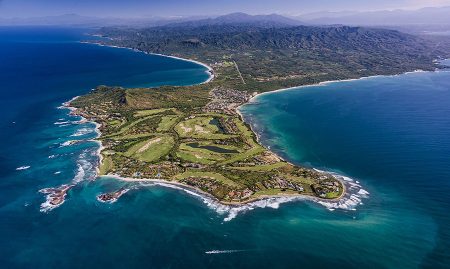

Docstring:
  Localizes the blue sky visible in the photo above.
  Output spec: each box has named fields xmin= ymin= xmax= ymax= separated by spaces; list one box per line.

xmin=1 ymin=0 xmax=449 ymax=18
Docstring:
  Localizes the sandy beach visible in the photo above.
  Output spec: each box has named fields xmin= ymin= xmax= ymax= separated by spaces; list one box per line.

xmin=63 ymin=40 xmax=376 ymax=212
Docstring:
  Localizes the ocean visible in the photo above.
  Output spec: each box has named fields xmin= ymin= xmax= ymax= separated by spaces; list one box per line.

xmin=1 ymin=27 xmax=449 ymax=268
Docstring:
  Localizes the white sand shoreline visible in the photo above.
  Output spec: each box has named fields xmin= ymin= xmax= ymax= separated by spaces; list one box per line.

xmin=244 ymin=69 xmax=434 ymax=102
xmin=98 ymin=172 xmax=365 ymax=222
xmin=101 ymin=174 xmax=349 ymax=207
xmin=60 ymin=40 xmax=409 ymax=215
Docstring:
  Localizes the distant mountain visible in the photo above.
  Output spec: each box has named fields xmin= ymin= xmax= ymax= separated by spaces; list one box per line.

xmin=0 ymin=12 xmax=302 ymax=28
xmin=96 ymin=23 xmax=450 ymax=84
xmin=164 ymin=13 xmax=305 ymax=28
xmin=298 ymin=6 xmax=450 ymax=26
xmin=0 ymin=14 xmax=207 ymax=27
xmin=0 ymin=14 xmax=101 ymax=26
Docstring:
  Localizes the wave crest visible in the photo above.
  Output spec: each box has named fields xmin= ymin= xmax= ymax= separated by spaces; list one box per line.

xmin=134 ymin=171 xmax=369 ymax=222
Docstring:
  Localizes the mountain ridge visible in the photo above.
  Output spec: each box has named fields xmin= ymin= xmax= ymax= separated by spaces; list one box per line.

xmin=297 ymin=6 xmax=450 ymax=25
xmin=163 ymin=12 xmax=305 ymax=28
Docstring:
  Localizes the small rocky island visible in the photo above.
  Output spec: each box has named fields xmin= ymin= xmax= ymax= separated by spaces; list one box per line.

xmin=65 ymin=22 xmax=450 ymax=205
xmin=97 ymin=188 xmax=129 ymax=203
xmin=39 ymin=184 xmax=74 ymax=210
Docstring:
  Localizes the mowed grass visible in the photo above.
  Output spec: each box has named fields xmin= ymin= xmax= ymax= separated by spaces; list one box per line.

xmin=124 ymin=136 xmax=174 ymax=162
xmin=109 ymin=133 xmax=156 ymax=140
xmin=230 ymin=162 xmax=288 ymax=171
xmin=104 ymin=114 xmax=160 ymax=138
xmin=220 ymin=119 xmax=265 ymax=164
xmin=157 ymin=115 xmax=181 ymax=132
xmin=174 ymin=171 xmax=242 ymax=188
xmin=99 ymin=156 xmax=114 ymax=175
xmin=174 ymin=116 xmax=233 ymax=139
xmin=106 ymin=108 xmax=177 ymax=138
xmin=107 ymin=119 xmax=122 ymax=127
xmin=176 ymin=143 xmax=226 ymax=164
xmin=133 ymin=108 xmax=175 ymax=118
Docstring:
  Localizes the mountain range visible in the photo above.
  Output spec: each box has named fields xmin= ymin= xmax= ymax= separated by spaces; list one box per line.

xmin=163 ymin=13 xmax=304 ymax=28
xmin=297 ymin=6 xmax=450 ymax=26
xmin=1 ymin=6 xmax=450 ymax=28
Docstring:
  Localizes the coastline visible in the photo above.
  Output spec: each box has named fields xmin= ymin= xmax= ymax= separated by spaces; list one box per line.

xmin=58 ymin=41 xmax=402 ymax=214
xmin=244 ymin=63 xmax=449 ymax=104
xmin=63 ymin=103 xmax=350 ymax=208
xmin=62 ymin=94 xmax=351 ymax=211
xmin=62 ymin=96 xmax=105 ymax=176
xmin=80 ymin=41 xmax=215 ymax=85
xmin=235 ymin=68 xmax=449 ymax=175
xmin=244 ymin=69 xmax=434 ymax=103
xmin=103 ymin=174 xmax=347 ymax=206
xmin=5 ymin=26 xmax=448 ymax=268
xmin=64 ymin=91 xmax=350 ymax=209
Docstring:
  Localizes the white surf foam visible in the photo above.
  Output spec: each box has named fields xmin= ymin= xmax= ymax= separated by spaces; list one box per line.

xmin=314 ymin=170 xmax=370 ymax=211
xmin=133 ymin=169 xmax=369 ymax=221
xmin=16 ymin=166 xmax=30 ymax=170
xmin=96 ymin=188 xmax=130 ymax=203
xmin=73 ymin=150 xmax=96 ymax=183
xmin=137 ymin=182 xmax=307 ymax=222
xmin=54 ymin=121 xmax=71 ymax=125
xmin=70 ymin=127 xmax=94 ymax=137
xmin=59 ymin=140 xmax=77 ymax=147
xmin=205 ymin=249 xmax=248 ymax=254
xmin=39 ymin=199 xmax=59 ymax=213
xmin=39 ymin=184 xmax=74 ymax=213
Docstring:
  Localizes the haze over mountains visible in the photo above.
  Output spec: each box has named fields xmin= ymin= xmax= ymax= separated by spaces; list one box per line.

xmin=298 ymin=6 xmax=450 ymax=26
xmin=1 ymin=6 xmax=449 ymax=28
xmin=0 ymin=14 xmax=208 ymax=27
xmin=0 ymin=12 xmax=303 ymax=28
xmin=164 ymin=13 xmax=304 ymax=28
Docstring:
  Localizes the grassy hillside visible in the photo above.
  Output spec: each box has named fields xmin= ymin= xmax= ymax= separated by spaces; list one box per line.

xmin=93 ymin=24 xmax=449 ymax=92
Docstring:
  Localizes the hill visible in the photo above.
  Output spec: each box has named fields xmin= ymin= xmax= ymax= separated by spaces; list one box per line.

xmin=164 ymin=13 xmax=304 ymax=28
xmin=93 ymin=23 xmax=449 ymax=91
xmin=299 ymin=6 xmax=450 ymax=26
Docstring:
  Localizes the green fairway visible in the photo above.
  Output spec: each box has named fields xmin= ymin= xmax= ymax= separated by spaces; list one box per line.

xmin=134 ymin=108 xmax=174 ymax=117
xmin=104 ymin=114 xmax=160 ymax=138
xmin=231 ymin=162 xmax=288 ymax=171
xmin=157 ymin=115 xmax=181 ymax=132
xmin=109 ymin=133 xmax=156 ymax=140
xmin=73 ymin=71 xmax=345 ymax=202
xmin=175 ymin=116 xmax=234 ymax=139
xmin=124 ymin=136 xmax=175 ymax=162
xmin=176 ymin=143 xmax=226 ymax=164
xmin=174 ymin=171 xmax=242 ymax=188
xmin=99 ymin=156 xmax=114 ymax=175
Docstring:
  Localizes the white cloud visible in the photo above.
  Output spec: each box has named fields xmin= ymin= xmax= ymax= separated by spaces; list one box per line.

xmin=410 ymin=0 xmax=450 ymax=8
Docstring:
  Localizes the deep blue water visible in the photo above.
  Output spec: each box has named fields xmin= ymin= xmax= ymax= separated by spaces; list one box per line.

xmin=1 ymin=27 xmax=449 ymax=268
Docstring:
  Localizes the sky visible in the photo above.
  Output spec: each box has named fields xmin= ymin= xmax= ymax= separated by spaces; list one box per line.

xmin=0 ymin=0 xmax=449 ymax=18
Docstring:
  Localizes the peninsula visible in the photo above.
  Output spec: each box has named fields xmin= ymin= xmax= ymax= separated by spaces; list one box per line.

xmin=69 ymin=18 xmax=449 ymax=205
xmin=70 ymin=83 xmax=342 ymax=203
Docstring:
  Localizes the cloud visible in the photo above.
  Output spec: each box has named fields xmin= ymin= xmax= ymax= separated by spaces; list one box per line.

xmin=411 ymin=0 xmax=450 ymax=8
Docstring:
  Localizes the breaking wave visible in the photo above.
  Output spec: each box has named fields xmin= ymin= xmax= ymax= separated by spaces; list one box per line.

xmin=134 ymin=171 xmax=369 ymax=222
xmin=40 ymin=111 xmax=101 ymax=213
xmin=70 ymin=127 xmax=94 ymax=137
xmin=205 ymin=249 xmax=248 ymax=254
xmin=16 ymin=166 xmax=31 ymax=170
xmin=314 ymin=170 xmax=369 ymax=211
xmin=73 ymin=149 xmax=97 ymax=183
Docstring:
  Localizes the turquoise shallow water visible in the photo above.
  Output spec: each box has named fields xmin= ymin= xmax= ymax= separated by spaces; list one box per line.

xmin=240 ymin=69 xmax=450 ymax=268
xmin=1 ymin=27 xmax=450 ymax=268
